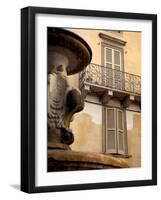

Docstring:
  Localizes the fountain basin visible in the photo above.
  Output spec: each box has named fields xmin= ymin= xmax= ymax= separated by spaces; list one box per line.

xmin=48 ymin=150 xmax=129 ymax=171
xmin=48 ymin=28 xmax=92 ymax=75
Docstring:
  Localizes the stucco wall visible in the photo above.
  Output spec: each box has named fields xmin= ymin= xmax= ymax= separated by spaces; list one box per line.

xmin=70 ymin=101 xmax=141 ymax=168
xmin=126 ymin=112 xmax=141 ymax=167
xmin=70 ymin=102 xmax=102 ymax=153
xmin=123 ymin=32 xmax=141 ymax=75
xmin=68 ymin=28 xmax=141 ymax=76
xmin=68 ymin=29 xmax=102 ymax=64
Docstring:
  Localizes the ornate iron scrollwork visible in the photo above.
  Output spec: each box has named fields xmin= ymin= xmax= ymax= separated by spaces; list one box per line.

xmin=79 ymin=63 xmax=141 ymax=96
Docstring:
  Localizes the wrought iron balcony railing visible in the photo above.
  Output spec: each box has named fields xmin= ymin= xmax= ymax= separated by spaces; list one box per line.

xmin=79 ymin=63 xmax=141 ymax=95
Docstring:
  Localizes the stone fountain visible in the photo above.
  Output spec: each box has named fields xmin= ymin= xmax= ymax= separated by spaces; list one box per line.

xmin=47 ymin=27 xmax=128 ymax=171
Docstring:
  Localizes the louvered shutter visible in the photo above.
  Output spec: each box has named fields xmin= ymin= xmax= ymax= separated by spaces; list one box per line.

xmin=117 ymin=109 xmax=125 ymax=154
xmin=104 ymin=47 xmax=113 ymax=87
xmin=114 ymin=50 xmax=122 ymax=90
xmin=105 ymin=47 xmax=112 ymax=64
xmin=114 ymin=50 xmax=121 ymax=66
xmin=105 ymin=108 xmax=117 ymax=153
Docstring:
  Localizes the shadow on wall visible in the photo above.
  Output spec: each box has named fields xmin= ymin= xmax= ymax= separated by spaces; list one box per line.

xmin=70 ymin=112 xmax=141 ymax=168
xmin=127 ymin=114 xmax=141 ymax=168
xmin=70 ymin=113 xmax=102 ymax=153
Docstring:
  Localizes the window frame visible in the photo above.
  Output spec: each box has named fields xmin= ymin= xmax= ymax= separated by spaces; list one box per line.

xmin=105 ymin=107 xmax=117 ymax=153
xmin=103 ymin=106 xmax=128 ymax=156
xmin=117 ymin=108 xmax=125 ymax=154
xmin=101 ymin=42 xmax=125 ymax=90
xmin=104 ymin=46 xmax=122 ymax=71
xmin=101 ymin=41 xmax=125 ymax=72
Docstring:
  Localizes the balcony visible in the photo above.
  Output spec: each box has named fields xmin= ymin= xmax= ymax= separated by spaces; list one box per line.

xmin=79 ymin=63 xmax=141 ymax=105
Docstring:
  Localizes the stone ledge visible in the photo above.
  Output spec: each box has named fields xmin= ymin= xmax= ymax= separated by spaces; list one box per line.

xmin=48 ymin=150 xmax=129 ymax=172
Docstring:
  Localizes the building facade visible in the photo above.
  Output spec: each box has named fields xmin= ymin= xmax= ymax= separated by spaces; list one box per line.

xmin=68 ymin=29 xmax=141 ymax=168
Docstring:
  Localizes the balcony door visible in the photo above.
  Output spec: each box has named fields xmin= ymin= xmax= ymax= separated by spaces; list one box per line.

xmin=103 ymin=47 xmax=123 ymax=90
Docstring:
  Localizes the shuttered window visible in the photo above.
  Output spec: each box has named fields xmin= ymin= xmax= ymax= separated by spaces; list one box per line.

xmin=104 ymin=47 xmax=121 ymax=71
xmin=104 ymin=107 xmax=127 ymax=155
xmin=103 ymin=47 xmax=123 ymax=90
xmin=117 ymin=109 xmax=125 ymax=154
xmin=105 ymin=108 xmax=117 ymax=153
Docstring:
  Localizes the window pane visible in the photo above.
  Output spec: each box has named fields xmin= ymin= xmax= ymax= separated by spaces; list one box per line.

xmin=107 ymin=109 xmax=115 ymax=128
xmin=114 ymin=50 xmax=120 ymax=65
xmin=107 ymin=130 xmax=116 ymax=150
xmin=105 ymin=48 xmax=112 ymax=63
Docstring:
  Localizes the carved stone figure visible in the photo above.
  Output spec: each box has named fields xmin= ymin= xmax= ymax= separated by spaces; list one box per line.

xmin=47 ymin=27 xmax=92 ymax=150
xmin=48 ymin=64 xmax=84 ymax=150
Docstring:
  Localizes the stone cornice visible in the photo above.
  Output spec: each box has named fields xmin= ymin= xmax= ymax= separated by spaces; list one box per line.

xmin=99 ymin=33 xmax=127 ymax=46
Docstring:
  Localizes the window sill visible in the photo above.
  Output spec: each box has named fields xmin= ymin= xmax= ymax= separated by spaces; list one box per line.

xmin=104 ymin=153 xmax=132 ymax=159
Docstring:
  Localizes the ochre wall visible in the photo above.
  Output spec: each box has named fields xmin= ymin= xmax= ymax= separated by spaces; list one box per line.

xmin=126 ymin=112 xmax=141 ymax=167
xmin=123 ymin=32 xmax=141 ymax=75
xmin=70 ymin=102 xmax=141 ymax=168
xmin=68 ymin=28 xmax=141 ymax=76
xmin=70 ymin=102 xmax=102 ymax=153
xmin=67 ymin=29 xmax=141 ymax=90
xmin=68 ymin=29 xmax=101 ymax=65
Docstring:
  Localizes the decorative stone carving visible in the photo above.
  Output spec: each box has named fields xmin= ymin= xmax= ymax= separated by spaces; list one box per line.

xmin=48 ymin=65 xmax=84 ymax=149
xmin=47 ymin=28 xmax=92 ymax=150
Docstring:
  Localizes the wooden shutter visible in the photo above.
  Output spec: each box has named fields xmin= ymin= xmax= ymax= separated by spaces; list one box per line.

xmin=105 ymin=107 xmax=117 ymax=153
xmin=114 ymin=50 xmax=122 ymax=90
xmin=105 ymin=47 xmax=112 ymax=65
xmin=103 ymin=47 xmax=123 ymax=89
xmin=114 ymin=50 xmax=121 ymax=67
xmin=117 ymin=109 xmax=125 ymax=154
xmin=104 ymin=47 xmax=113 ymax=87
